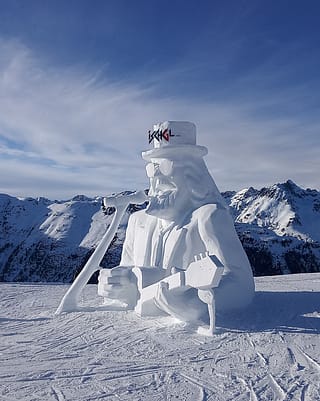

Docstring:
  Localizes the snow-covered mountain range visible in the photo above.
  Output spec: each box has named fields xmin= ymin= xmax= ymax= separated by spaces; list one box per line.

xmin=225 ymin=180 xmax=320 ymax=276
xmin=1 ymin=180 xmax=319 ymax=282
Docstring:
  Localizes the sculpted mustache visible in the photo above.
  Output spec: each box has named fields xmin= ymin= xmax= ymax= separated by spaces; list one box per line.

xmin=148 ymin=191 xmax=176 ymax=208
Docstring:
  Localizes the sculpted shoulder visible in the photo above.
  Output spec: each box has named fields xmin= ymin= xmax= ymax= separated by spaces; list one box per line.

xmin=127 ymin=209 xmax=146 ymax=226
xmin=129 ymin=208 xmax=146 ymax=221
xmin=191 ymin=202 xmax=228 ymax=224
xmin=127 ymin=208 xmax=157 ymax=229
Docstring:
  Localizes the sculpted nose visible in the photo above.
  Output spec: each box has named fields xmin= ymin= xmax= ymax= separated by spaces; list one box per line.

xmin=146 ymin=163 xmax=162 ymax=178
xmin=154 ymin=166 xmax=162 ymax=177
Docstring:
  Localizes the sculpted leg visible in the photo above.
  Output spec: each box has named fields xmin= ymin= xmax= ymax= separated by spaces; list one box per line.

xmin=197 ymin=289 xmax=216 ymax=336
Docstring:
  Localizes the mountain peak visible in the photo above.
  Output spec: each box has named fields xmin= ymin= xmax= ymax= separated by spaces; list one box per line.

xmin=279 ymin=180 xmax=304 ymax=196
xmin=71 ymin=195 xmax=92 ymax=202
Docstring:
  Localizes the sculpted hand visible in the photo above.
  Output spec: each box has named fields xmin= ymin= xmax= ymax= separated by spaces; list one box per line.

xmin=98 ymin=266 xmax=139 ymax=309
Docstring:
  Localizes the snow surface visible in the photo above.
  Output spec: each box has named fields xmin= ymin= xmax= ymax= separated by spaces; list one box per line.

xmin=1 ymin=273 xmax=320 ymax=400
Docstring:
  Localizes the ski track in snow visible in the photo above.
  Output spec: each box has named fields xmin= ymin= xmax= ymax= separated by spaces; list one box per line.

xmin=1 ymin=273 xmax=320 ymax=401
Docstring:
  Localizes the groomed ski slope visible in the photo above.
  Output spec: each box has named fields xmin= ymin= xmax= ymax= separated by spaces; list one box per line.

xmin=1 ymin=273 xmax=320 ymax=401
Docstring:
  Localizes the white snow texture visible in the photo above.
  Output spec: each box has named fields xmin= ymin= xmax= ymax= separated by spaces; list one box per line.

xmin=59 ymin=121 xmax=254 ymax=335
xmin=1 ymin=121 xmax=320 ymax=400
xmin=1 ymin=274 xmax=320 ymax=400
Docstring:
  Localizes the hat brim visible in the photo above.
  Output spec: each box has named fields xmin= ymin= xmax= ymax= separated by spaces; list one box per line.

xmin=142 ymin=144 xmax=208 ymax=161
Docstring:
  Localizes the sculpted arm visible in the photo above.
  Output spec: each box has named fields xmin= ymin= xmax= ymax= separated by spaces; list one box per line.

xmin=197 ymin=204 xmax=249 ymax=270
xmin=98 ymin=212 xmax=139 ymax=308
xmin=198 ymin=204 xmax=255 ymax=310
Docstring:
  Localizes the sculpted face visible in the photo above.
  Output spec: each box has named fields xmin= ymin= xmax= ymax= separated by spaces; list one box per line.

xmin=145 ymin=158 xmax=193 ymax=221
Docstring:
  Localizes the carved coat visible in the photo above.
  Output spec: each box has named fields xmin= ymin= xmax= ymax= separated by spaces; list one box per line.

xmin=120 ymin=203 xmax=255 ymax=311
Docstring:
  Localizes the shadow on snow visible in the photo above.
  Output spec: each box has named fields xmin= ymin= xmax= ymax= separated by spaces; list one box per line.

xmin=218 ymin=291 xmax=320 ymax=334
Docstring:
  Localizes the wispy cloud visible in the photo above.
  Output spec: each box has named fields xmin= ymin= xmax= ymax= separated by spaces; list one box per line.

xmin=0 ymin=38 xmax=319 ymax=199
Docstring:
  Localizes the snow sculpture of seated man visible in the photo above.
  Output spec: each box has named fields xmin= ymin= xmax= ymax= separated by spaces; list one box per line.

xmin=98 ymin=121 xmax=254 ymax=332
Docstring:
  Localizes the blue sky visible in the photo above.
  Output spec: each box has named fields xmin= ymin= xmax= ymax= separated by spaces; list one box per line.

xmin=0 ymin=0 xmax=319 ymax=199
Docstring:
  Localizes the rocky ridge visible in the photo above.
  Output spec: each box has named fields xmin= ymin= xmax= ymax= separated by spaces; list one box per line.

xmin=0 ymin=180 xmax=319 ymax=282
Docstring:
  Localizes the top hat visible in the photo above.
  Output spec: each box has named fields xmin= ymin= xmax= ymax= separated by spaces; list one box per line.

xmin=142 ymin=121 xmax=208 ymax=161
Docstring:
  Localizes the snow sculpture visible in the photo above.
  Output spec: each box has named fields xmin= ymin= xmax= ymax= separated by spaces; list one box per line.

xmin=56 ymin=120 xmax=255 ymax=335
xmin=98 ymin=121 xmax=255 ymax=335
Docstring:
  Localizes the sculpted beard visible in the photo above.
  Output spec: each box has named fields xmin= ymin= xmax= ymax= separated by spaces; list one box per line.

xmin=146 ymin=177 xmax=178 ymax=218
